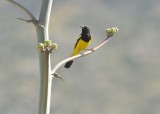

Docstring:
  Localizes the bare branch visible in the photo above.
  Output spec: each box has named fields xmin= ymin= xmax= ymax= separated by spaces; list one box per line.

xmin=51 ymin=36 xmax=113 ymax=74
xmin=6 ymin=0 xmax=37 ymax=24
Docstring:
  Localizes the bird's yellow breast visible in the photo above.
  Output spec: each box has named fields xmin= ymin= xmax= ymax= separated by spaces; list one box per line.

xmin=72 ymin=39 xmax=92 ymax=56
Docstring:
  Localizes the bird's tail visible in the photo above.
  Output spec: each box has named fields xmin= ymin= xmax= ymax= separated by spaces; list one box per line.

xmin=64 ymin=60 xmax=73 ymax=68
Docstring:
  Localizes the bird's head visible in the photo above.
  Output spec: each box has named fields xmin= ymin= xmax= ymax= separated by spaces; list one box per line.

xmin=81 ymin=25 xmax=90 ymax=35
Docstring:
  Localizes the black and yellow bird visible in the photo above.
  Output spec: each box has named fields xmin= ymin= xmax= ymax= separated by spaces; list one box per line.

xmin=64 ymin=25 xmax=92 ymax=68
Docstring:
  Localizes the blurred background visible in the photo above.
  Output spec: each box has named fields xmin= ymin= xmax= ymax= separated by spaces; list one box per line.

xmin=1 ymin=0 xmax=160 ymax=114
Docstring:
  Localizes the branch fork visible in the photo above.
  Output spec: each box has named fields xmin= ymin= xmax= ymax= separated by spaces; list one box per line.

xmin=7 ymin=1 xmax=119 ymax=114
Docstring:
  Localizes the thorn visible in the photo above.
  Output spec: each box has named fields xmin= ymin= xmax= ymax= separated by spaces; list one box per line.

xmin=39 ymin=24 xmax=45 ymax=28
xmin=37 ymin=21 xmax=45 ymax=28
xmin=53 ymin=73 xmax=65 ymax=83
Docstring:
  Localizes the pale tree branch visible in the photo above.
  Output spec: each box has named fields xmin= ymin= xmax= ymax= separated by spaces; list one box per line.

xmin=7 ymin=0 xmax=54 ymax=114
xmin=52 ymin=36 xmax=112 ymax=75
xmin=38 ymin=0 xmax=53 ymax=41
xmin=6 ymin=0 xmax=37 ymax=24
xmin=52 ymin=27 xmax=119 ymax=78
xmin=36 ymin=0 xmax=53 ymax=114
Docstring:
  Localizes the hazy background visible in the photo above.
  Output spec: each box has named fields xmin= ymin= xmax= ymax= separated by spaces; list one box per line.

xmin=1 ymin=0 xmax=160 ymax=114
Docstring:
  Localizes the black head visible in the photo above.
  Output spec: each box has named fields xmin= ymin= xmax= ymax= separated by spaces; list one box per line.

xmin=81 ymin=25 xmax=90 ymax=35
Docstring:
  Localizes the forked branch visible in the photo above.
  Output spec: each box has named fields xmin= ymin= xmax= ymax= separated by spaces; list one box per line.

xmin=6 ymin=0 xmax=37 ymax=24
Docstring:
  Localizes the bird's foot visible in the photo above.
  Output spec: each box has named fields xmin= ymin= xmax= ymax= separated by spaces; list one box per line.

xmin=80 ymin=51 xmax=85 ymax=56
xmin=80 ymin=48 xmax=94 ymax=55
xmin=84 ymin=48 xmax=95 ymax=52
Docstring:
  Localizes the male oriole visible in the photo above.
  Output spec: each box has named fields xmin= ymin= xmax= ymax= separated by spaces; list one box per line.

xmin=64 ymin=25 xmax=92 ymax=68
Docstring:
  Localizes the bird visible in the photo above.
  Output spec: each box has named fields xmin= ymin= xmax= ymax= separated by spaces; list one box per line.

xmin=64 ymin=25 xmax=92 ymax=68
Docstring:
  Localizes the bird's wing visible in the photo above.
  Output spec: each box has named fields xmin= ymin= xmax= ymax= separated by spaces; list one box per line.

xmin=74 ymin=35 xmax=81 ymax=49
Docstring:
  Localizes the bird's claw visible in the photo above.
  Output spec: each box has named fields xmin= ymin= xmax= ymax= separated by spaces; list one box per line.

xmin=84 ymin=48 xmax=95 ymax=52
xmin=80 ymin=48 xmax=94 ymax=56
xmin=80 ymin=51 xmax=85 ymax=56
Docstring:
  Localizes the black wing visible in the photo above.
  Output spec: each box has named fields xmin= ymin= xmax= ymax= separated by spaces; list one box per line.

xmin=74 ymin=35 xmax=81 ymax=49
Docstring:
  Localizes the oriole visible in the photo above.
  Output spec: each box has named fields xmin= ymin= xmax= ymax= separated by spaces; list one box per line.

xmin=64 ymin=26 xmax=92 ymax=68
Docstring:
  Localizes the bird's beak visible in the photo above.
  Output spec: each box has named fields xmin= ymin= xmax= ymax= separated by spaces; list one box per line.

xmin=80 ymin=25 xmax=84 ymax=28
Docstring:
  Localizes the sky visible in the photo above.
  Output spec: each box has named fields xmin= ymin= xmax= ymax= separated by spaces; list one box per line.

xmin=0 ymin=0 xmax=160 ymax=114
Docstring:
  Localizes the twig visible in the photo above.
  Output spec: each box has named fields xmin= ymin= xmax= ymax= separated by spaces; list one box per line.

xmin=16 ymin=18 xmax=38 ymax=24
xmin=53 ymin=73 xmax=65 ymax=82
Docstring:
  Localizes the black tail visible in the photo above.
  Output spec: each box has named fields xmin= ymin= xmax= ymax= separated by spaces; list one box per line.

xmin=64 ymin=60 xmax=73 ymax=68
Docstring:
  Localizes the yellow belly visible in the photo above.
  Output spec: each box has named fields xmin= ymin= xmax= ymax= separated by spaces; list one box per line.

xmin=72 ymin=39 xmax=91 ymax=56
